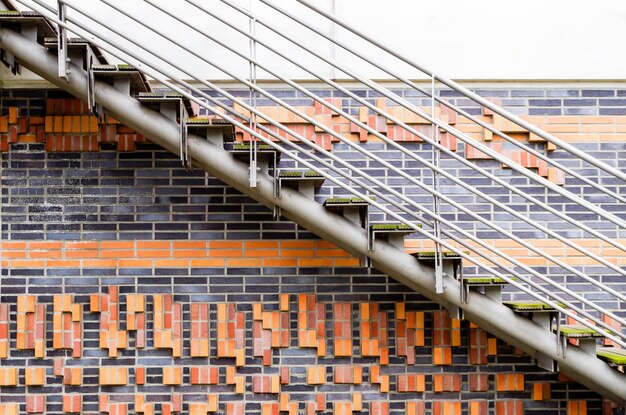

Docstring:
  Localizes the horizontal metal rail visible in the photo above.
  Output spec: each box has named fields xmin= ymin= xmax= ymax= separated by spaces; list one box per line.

xmin=96 ymin=0 xmax=626 ymax=298
xmin=254 ymin=0 xmax=626 ymax=207
xmin=183 ymin=0 xmax=626 ymax=280
xmin=3 ymin=24 xmax=625 ymax=404
xmin=250 ymin=0 xmax=626 ymax=231
xmin=295 ymin=0 xmax=626 ymax=184
xmin=22 ymin=0 xmax=626 ymax=346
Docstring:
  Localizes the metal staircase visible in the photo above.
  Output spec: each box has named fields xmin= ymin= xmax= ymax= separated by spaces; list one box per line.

xmin=2 ymin=0 xmax=626 ymax=405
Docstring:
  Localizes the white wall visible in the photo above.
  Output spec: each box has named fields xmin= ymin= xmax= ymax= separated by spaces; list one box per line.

xmin=10 ymin=0 xmax=626 ymax=83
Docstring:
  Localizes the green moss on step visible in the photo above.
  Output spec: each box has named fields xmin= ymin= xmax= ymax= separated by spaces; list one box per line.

xmin=415 ymin=251 xmax=464 ymax=258
xmin=117 ymin=64 xmax=136 ymax=71
xmin=93 ymin=65 xmax=116 ymax=71
xmin=597 ymin=347 xmax=626 ymax=365
xmin=555 ymin=325 xmax=602 ymax=338
xmin=464 ymin=277 xmax=510 ymax=285
xmin=504 ymin=301 xmax=563 ymax=311
xmin=325 ymin=197 xmax=370 ymax=205
xmin=233 ymin=143 xmax=275 ymax=151
xmin=371 ymin=223 xmax=415 ymax=231
xmin=304 ymin=171 xmax=323 ymax=177
xmin=187 ymin=117 xmax=212 ymax=125
xmin=0 ymin=10 xmax=21 ymax=15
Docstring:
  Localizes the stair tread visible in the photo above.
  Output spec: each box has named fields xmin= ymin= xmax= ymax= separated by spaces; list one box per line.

xmin=279 ymin=170 xmax=323 ymax=178
xmin=464 ymin=277 xmax=511 ymax=285
xmin=371 ymin=223 xmax=416 ymax=231
xmin=597 ymin=347 xmax=626 ymax=365
xmin=324 ymin=197 xmax=370 ymax=205
xmin=187 ymin=116 xmax=230 ymax=126
xmin=504 ymin=301 xmax=561 ymax=311
xmin=232 ymin=143 xmax=276 ymax=151
xmin=555 ymin=324 xmax=603 ymax=338
xmin=137 ymin=91 xmax=184 ymax=99
xmin=411 ymin=251 xmax=465 ymax=258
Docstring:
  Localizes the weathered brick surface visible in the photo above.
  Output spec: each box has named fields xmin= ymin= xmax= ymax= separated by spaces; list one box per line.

xmin=0 ymin=88 xmax=623 ymax=414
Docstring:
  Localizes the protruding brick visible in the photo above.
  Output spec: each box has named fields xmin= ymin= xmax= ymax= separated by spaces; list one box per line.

xmin=307 ymin=367 xmax=326 ymax=385
xmin=26 ymin=395 xmax=46 ymax=413
xmin=532 ymin=382 xmax=551 ymax=400
xmin=162 ymin=367 xmax=183 ymax=385
xmin=63 ymin=395 xmax=81 ymax=413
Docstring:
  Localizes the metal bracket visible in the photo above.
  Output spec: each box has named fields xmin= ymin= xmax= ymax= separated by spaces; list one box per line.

xmin=179 ymin=100 xmax=192 ymax=171
xmin=57 ymin=0 xmax=69 ymax=79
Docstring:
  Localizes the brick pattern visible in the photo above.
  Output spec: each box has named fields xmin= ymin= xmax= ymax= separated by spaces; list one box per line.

xmin=90 ymin=286 xmax=127 ymax=357
xmin=360 ymin=303 xmax=388 ymax=364
xmin=52 ymin=294 xmax=82 ymax=357
xmin=297 ymin=294 xmax=326 ymax=356
xmin=153 ymin=294 xmax=183 ymax=357
xmin=217 ymin=303 xmax=245 ymax=365
xmin=396 ymin=303 xmax=425 ymax=364
xmin=0 ymin=287 xmax=601 ymax=411
xmin=1 ymin=88 xmax=621 ymax=415
xmin=16 ymin=295 xmax=45 ymax=358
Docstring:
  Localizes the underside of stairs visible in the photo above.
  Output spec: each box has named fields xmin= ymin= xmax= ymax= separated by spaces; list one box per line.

xmin=0 ymin=3 xmax=625 ymax=411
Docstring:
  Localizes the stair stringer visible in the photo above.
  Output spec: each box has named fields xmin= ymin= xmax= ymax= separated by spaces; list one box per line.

xmin=1 ymin=27 xmax=624 ymax=405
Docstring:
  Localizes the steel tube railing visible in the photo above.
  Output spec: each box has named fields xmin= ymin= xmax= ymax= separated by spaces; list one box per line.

xmin=251 ymin=0 xmax=626 ymax=230
xmin=6 ymin=27 xmax=625 ymax=405
xmin=252 ymin=0 xmax=626 ymax=207
xmin=190 ymin=0 xmax=626 ymax=255
xmin=94 ymin=0 xmax=626 ymax=296
xmin=31 ymin=0 xmax=626 ymax=341
xmin=295 ymin=0 xmax=626 ymax=184
xmin=181 ymin=0 xmax=626 ymax=278
xmin=18 ymin=0 xmax=626 ymax=345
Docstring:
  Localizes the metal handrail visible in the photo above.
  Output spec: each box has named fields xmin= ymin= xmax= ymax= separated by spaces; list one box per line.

xmin=18 ymin=0 xmax=626 ymax=346
xmin=255 ymin=0 xmax=626 ymax=207
xmin=295 ymin=0 xmax=626 ymax=184
xmin=233 ymin=0 xmax=626 ymax=231
xmin=97 ymin=0 xmax=626 ymax=298
xmin=180 ymin=0 xmax=626 ymax=278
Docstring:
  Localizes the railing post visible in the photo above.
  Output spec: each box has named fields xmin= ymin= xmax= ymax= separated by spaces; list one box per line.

xmin=248 ymin=0 xmax=259 ymax=188
xmin=431 ymin=74 xmax=444 ymax=294
xmin=56 ymin=0 xmax=68 ymax=79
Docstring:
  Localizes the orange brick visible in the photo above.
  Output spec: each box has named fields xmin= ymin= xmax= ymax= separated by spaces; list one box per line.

xmin=25 ymin=367 xmax=45 ymax=386
xmin=307 ymin=367 xmax=326 ymax=385
xmin=226 ymin=258 xmax=262 ymax=267
xmin=118 ymin=259 xmax=152 ymax=268
xmin=163 ymin=367 xmax=183 ymax=385
xmin=532 ymin=383 xmax=551 ymax=400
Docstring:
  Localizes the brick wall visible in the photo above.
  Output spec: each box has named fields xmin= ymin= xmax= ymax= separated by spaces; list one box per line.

xmin=0 ymin=88 xmax=624 ymax=414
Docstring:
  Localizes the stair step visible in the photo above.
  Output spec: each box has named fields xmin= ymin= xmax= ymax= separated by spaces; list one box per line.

xmin=371 ymin=223 xmax=415 ymax=231
xmin=504 ymin=301 xmax=561 ymax=312
xmin=279 ymin=170 xmax=324 ymax=185
xmin=137 ymin=92 xmax=196 ymax=117
xmin=93 ymin=64 xmax=138 ymax=72
xmin=411 ymin=251 xmax=464 ymax=259
xmin=187 ymin=116 xmax=231 ymax=126
xmin=555 ymin=324 xmax=603 ymax=339
xmin=324 ymin=197 xmax=370 ymax=206
xmin=464 ymin=277 xmax=511 ymax=285
xmin=232 ymin=143 xmax=277 ymax=151
xmin=368 ymin=223 xmax=418 ymax=252
xmin=596 ymin=347 xmax=626 ymax=365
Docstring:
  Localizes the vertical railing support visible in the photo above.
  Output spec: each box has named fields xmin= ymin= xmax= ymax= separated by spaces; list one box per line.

xmin=431 ymin=75 xmax=444 ymax=294
xmin=57 ymin=0 xmax=68 ymax=79
xmin=248 ymin=0 xmax=259 ymax=188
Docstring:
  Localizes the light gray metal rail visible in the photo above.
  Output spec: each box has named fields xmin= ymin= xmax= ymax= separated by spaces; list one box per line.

xmin=23 ymin=0 xmax=626 ymax=346
xmin=187 ymin=0 xmax=626 ymax=260
xmin=76 ymin=0 xmax=626 ymax=307
xmin=254 ymin=0 xmax=626 ymax=207
xmin=2 ymin=24 xmax=624 ymax=403
xmin=295 ymin=0 xmax=626 ymax=185
xmin=250 ymin=0 xmax=626 ymax=230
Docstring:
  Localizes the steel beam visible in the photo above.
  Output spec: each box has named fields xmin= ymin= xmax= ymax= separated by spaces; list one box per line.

xmin=0 ymin=27 xmax=625 ymax=404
